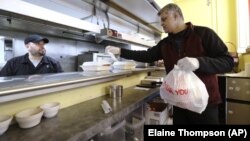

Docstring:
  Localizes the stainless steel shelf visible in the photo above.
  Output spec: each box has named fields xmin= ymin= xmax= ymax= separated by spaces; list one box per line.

xmin=0 ymin=68 xmax=156 ymax=103
xmin=0 ymin=0 xmax=101 ymax=35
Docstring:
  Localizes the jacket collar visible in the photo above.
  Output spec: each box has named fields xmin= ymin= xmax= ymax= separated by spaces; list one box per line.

xmin=168 ymin=22 xmax=194 ymax=39
xmin=21 ymin=53 xmax=49 ymax=64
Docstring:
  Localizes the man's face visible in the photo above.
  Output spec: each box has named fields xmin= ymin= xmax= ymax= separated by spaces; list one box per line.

xmin=160 ymin=11 xmax=178 ymax=33
xmin=26 ymin=41 xmax=46 ymax=56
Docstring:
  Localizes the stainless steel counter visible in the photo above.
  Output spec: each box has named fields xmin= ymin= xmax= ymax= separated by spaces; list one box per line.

xmin=0 ymin=86 xmax=160 ymax=141
xmin=0 ymin=68 xmax=156 ymax=103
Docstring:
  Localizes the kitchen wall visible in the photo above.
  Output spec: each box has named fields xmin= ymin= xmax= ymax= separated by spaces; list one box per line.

xmin=0 ymin=30 xmax=130 ymax=72
xmin=238 ymin=54 xmax=250 ymax=71
xmin=172 ymin=0 xmax=237 ymax=52
xmin=216 ymin=0 xmax=237 ymax=52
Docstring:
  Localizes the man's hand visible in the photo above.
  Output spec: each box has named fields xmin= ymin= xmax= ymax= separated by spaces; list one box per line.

xmin=105 ymin=46 xmax=121 ymax=55
xmin=177 ymin=57 xmax=199 ymax=71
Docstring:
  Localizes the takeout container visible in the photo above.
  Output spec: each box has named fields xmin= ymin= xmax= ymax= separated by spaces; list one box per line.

xmin=15 ymin=108 xmax=43 ymax=128
xmin=0 ymin=115 xmax=12 ymax=135
xmin=40 ymin=102 xmax=60 ymax=118
xmin=112 ymin=61 xmax=136 ymax=70
xmin=80 ymin=61 xmax=111 ymax=71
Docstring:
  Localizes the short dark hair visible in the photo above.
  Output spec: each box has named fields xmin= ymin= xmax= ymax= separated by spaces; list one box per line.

xmin=158 ymin=3 xmax=184 ymax=20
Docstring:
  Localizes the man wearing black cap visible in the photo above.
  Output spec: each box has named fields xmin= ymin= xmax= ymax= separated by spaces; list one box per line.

xmin=0 ymin=34 xmax=63 ymax=76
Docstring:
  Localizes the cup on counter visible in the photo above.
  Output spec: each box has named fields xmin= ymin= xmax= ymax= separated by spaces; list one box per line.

xmin=109 ymin=84 xmax=123 ymax=99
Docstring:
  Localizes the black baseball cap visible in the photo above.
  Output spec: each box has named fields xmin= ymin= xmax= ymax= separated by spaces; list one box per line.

xmin=24 ymin=34 xmax=49 ymax=45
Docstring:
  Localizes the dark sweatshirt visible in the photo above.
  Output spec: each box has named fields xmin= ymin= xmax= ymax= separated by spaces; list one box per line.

xmin=120 ymin=22 xmax=234 ymax=105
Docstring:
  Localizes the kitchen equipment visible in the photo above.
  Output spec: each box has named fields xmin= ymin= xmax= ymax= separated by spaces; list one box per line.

xmin=137 ymin=76 xmax=162 ymax=88
xmin=136 ymin=84 xmax=158 ymax=88
xmin=109 ymin=84 xmax=123 ymax=98
xmin=93 ymin=53 xmax=113 ymax=62
xmin=145 ymin=76 xmax=163 ymax=82
xmin=141 ymin=78 xmax=162 ymax=86
xmin=100 ymin=28 xmax=118 ymax=37
xmin=40 ymin=102 xmax=60 ymax=118
xmin=0 ymin=115 xmax=12 ymax=135
xmin=226 ymin=77 xmax=250 ymax=124
xmin=15 ymin=108 xmax=43 ymax=128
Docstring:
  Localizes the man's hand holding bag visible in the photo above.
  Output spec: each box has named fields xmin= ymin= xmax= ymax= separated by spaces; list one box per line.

xmin=160 ymin=64 xmax=209 ymax=114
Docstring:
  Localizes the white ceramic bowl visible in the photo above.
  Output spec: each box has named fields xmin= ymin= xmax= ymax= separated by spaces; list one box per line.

xmin=40 ymin=102 xmax=60 ymax=118
xmin=15 ymin=108 xmax=43 ymax=128
xmin=0 ymin=115 xmax=12 ymax=135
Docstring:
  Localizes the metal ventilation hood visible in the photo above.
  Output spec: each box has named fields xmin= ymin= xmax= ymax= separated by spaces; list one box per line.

xmin=0 ymin=0 xmax=101 ymax=37
xmin=100 ymin=0 xmax=163 ymax=34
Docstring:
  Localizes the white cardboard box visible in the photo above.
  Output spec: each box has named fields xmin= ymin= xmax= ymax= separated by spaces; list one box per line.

xmin=145 ymin=102 xmax=169 ymax=125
